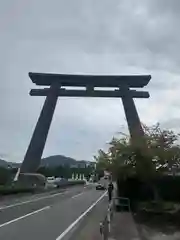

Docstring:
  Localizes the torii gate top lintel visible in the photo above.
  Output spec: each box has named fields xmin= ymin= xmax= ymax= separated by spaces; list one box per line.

xmin=29 ymin=72 xmax=151 ymax=88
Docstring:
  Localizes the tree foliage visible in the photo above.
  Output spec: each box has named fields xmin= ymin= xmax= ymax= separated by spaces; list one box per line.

xmin=37 ymin=164 xmax=93 ymax=179
xmin=0 ymin=167 xmax=10 ymax=185
xmin=95 ymin=123 xmax=180 ymax=180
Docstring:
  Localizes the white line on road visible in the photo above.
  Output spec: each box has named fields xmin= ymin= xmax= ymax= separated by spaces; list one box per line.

xmin=0 ymin=206 xmax=50 ymax=228
xmin=56 ymin=191 xmax=107 ymax=240
xmin=71 ymin=193 xmax=84 ymax=199
xmin=0 ymin=191 xmax=67 ymax=210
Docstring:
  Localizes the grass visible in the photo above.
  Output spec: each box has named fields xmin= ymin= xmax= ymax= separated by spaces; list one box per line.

xmin=138 ymin=201 xmax=177 ymax=212
xmin=134 ymin=202 xmax=180 ymax=237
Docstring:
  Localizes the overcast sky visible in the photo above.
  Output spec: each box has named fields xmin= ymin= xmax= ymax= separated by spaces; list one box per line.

xmin=0 ymin=0 xmax=180 ymax=162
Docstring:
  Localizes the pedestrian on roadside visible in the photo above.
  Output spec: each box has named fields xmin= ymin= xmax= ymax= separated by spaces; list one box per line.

xmin=108 ymin=181 xmax=114 ymax=202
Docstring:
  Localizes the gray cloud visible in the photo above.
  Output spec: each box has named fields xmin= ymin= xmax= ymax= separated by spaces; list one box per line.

xmin=0 ymin=0 xmax=180 ymax=162
xmin=161 ymin=118 xmax=180 ymax=130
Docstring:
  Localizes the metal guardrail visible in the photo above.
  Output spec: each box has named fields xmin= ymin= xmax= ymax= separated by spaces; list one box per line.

xmin=99 ymin=197 xmax=131 ymax=239
xmin=114 ymin=197 xmax=131 ymax=212
xmin=99 ymin=201 xmax=113 ymax=240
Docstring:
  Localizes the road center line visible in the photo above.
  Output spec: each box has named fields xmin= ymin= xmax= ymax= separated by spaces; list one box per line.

xmin=71 ymin=192 xmax=84 ymax=199
xmin=0 ymin=206 xmax=50 ymax=228
xmin=56 ymin=191 xmax=107 ymax=240
xmin=0 ymin=191 xmax=67 ymax=210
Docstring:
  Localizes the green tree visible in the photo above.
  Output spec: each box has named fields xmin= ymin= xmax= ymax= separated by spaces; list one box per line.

xmin=95 ymin=123 xmax=180 ymax=201
xmin=0 ymin=167 xmax=10 ymax=185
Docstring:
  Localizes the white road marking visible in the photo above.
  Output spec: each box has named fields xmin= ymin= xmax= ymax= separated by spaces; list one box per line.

xmin=56 ymin=191 xmax=107 ymax=240
xmin=71 ymin=192 xmax=84 ymax=199
xmin=0 ymin=206 xmax=50 ymax=228
xmin=0 ymin=191 xmax=68 ymax=210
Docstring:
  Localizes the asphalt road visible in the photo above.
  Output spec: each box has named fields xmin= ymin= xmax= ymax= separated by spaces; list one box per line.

xmin=0 ymin=185 xmax=107 ymax=240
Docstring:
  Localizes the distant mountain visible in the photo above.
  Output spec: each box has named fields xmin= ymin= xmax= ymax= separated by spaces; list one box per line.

xmin=0 ymin=159 xmax=20 ymax=168
xmin=41 ymin=155 xmax=95 ymax=168
xmin=0 ymin=159 xmax=9 ymax=167
xmin=41 ymin=155 xmax=77 ymax=167
xmin=0 ymin=155 xmax=94 ymax=169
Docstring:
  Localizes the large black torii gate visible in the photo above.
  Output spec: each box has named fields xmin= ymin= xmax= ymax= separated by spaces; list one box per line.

xmin=20 ymin=72 xmax=151 ymax=173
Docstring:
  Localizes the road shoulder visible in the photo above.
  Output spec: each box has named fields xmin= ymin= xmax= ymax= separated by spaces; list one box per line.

xmin=68 ymin=196 xmax=108 ymax=240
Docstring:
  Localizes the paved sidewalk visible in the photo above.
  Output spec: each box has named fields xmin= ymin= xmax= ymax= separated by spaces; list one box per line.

xmin=109 ymin=211 xmax=140 ymax=240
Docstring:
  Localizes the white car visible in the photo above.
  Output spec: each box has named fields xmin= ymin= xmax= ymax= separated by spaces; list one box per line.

xmin=47 ymin=176 xmax=56 ymax=183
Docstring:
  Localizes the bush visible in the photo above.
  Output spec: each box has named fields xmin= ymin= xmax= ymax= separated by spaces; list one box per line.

xmin=0 ymin=185 xmax=35 ymax=195
xmin=117 ymin=175 xmax=180 ymax=202
xmin=156 ymin=175 xmax=180 ymax=201
xmin=0 ymin=167 xmax=10 ymax=185
xmin=0 ymin=180 xmax=85 ymax=195
xmin=67 ymin=180 xmax=85 ymax=185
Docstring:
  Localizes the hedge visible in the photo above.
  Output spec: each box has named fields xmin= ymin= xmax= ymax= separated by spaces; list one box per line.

xmin=0 ymin=180 xmax=85 ymax=195
xmin=0 ymin=185 xmax=35 ymax=195
xmin=117 ymin=175 xmax=180 ymax=202
xmin=56 ymin=180 xmax=85 ymax=188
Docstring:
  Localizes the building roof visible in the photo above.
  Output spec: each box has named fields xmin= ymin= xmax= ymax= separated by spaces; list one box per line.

xmin=29 ymin=72 xmax=151 ymax=88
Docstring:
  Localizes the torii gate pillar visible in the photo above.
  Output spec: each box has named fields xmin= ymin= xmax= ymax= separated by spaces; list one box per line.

xmin=20 ymin=83 xmax=59 ymax=173
xmin=121 ymin=85 xmax=145 ymax=141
